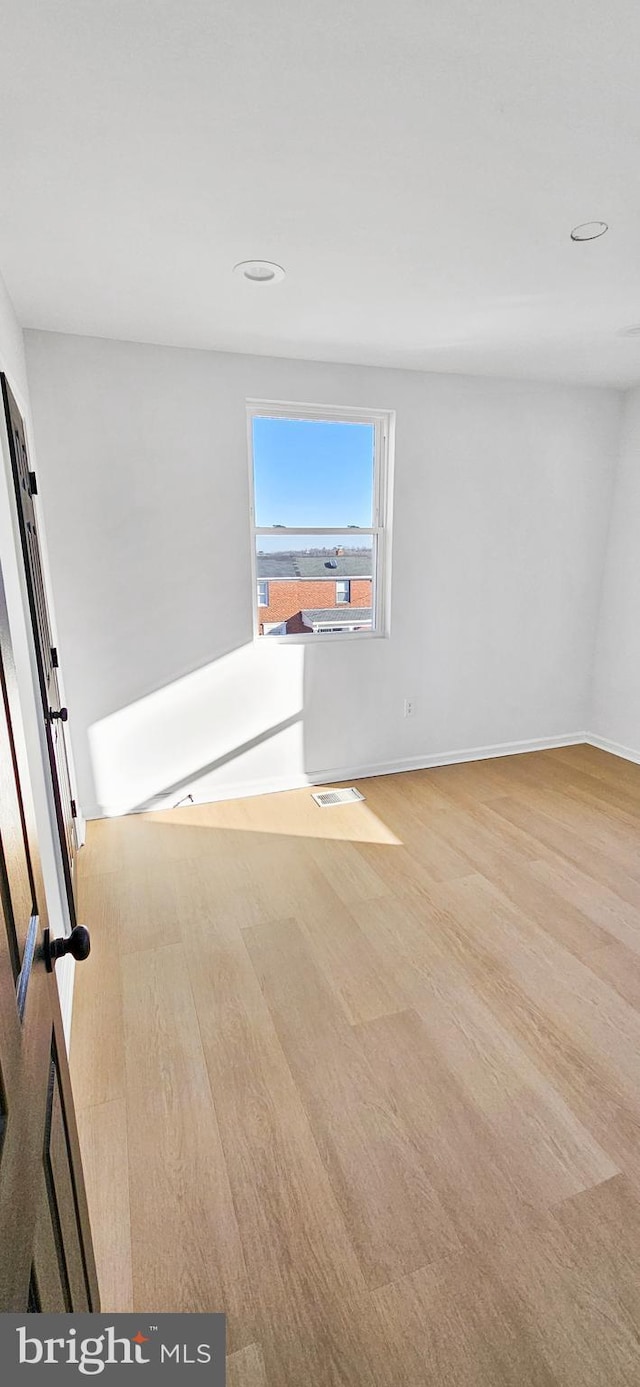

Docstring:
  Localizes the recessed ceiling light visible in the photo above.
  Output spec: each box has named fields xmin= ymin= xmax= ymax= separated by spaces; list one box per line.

xmin=233 ymin=260 xmax=285 ymax=283
xmin=570 ymin=221 xmax=608 ymax=242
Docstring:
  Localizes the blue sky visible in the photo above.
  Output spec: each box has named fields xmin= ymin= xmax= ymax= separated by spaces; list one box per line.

xmin=253 ymin=417 xmax=374 ymax=539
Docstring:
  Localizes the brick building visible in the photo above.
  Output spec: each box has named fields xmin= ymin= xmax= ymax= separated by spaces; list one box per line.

xmin=257 ymin=548 xmax=372 ymax=634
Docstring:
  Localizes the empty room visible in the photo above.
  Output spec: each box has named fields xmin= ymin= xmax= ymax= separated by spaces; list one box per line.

xmin=1 ymin=1 xmax=640 ymax=1383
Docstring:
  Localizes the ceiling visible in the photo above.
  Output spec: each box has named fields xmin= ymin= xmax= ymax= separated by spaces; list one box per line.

xmin=2 ymin=0 xmax=640 ymax=386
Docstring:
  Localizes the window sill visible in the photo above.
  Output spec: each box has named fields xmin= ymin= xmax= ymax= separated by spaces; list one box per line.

xmin=254 ymin=629 xmax=389 ymax=646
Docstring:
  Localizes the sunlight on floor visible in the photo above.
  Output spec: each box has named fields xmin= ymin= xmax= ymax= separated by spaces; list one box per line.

xmin=145 ymin=785 xmax=403 ymax=845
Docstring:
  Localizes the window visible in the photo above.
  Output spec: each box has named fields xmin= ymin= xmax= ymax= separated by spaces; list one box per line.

xmin=249 ymin=401 xmax=393 ymax=640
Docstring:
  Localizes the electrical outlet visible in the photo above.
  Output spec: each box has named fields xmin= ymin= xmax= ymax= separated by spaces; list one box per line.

xmin=403 ymin=698 xmax=415 ymax=717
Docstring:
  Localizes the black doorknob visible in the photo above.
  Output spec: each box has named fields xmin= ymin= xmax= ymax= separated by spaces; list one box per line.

xmin=49 ymin=706 xmax=68 ymax=722
xmin=44 ymin=925 xmax=91 ymax=971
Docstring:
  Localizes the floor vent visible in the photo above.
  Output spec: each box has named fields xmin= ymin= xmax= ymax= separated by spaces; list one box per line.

xmin=312 ymin=787 xmax=365 ymax=808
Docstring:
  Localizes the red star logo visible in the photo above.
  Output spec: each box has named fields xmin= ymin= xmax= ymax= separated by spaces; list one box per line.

xmin=132 ymin=1332 xmax=149 ymax=1344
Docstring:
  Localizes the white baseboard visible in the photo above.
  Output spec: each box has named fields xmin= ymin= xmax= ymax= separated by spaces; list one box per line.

xmin=305 ymin=732 xmax=589 ymax=789
xmin=83 ymin=731 xmax=588 ymax=817
xmin=584 ymin=733 xmax=640 ymax=766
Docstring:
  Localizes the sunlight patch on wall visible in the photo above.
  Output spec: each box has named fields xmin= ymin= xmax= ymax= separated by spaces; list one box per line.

xmin=88 ymin=641 xmax=305 ymax=816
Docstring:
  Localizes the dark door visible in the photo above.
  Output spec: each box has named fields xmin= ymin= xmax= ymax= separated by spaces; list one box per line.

xmin=0 ymin=563 xmax=98 ymax=1310
xmin=1 ymin=375 xmax=77 ymax=928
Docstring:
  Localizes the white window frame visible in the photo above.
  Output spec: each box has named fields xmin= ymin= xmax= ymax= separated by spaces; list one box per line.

xmin=335 ymin=579 xmax=351 ymax=604
xmin=257 ymin=579 xmax=269 ymax=607
xmin=247 ymin=399 xmax=394 ymax=643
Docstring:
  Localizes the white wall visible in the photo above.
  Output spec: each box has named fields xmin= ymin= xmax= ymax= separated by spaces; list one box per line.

xmin=0 ymin=274 xmax=30 ymax=406
xmin=24 ymin=329 xmax=622 ymax=818
xmin=591 ymin=385 xmax=640 ymax=757
xmin=0 ymin=277 xmax=75 ymax=1037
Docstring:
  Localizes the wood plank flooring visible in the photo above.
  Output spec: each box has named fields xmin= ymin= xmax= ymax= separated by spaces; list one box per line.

xmin=71 ymin=744 xmax=640 ymax=1384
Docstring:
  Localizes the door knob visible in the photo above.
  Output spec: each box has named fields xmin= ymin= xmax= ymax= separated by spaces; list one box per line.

xmin=44 ymin=925 xmax=91 ymax=971
xmin=49 ymin=706 xmax=68 ymax=722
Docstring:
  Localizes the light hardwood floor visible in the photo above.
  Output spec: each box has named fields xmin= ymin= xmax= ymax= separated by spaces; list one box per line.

xmin=71 ymin=745 xmax=640 ymax=1385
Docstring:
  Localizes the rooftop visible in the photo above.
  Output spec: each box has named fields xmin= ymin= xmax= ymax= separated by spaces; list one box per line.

xmin=257 ymin=551 xmax=372 ymax=580
xmin=299 ymin=608 xmax=373 ymax=626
